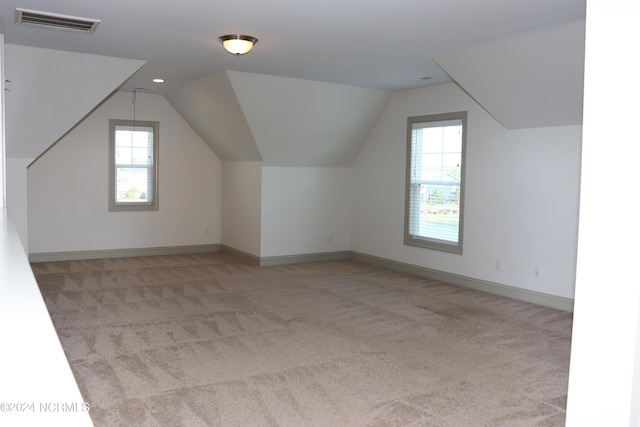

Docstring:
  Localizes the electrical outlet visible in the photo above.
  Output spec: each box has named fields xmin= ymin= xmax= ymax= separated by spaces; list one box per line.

xmin=533 ymin=265 xmax=541 ymax=278
xmin=495 ymin=260 xmax=502 ymax=271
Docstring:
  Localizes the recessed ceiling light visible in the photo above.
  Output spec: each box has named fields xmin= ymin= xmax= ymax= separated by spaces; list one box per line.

xmin=152 ymin=78 xmax=165 ymax=83
xmin=410 ymin=76 xmax=433 ymax=82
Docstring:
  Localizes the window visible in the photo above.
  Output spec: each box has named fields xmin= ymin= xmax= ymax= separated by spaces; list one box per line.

xmin=109 ymin=119 xmax=159 ymax=211
xmin=405 ymin=111 xmax=467 ymax=254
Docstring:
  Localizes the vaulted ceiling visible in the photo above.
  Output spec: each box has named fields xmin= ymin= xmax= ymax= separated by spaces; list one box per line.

xmin=1 ymin=0 xmax=586 ymax=164
xmin=165 ymin=71 xmax=392 ymax=165
xmin=435 ymin=20 xmax=585 ymax=129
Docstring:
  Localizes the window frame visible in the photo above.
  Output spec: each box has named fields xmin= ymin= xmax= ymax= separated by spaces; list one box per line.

xmin=404 ymin=111 xmax=467 ymax=254
xmin=108 ymin=119 xmax=159 ymax=212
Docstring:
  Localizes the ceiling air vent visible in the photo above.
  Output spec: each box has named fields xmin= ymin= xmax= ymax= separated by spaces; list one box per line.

xmin=15 ymin=8 xmax=100 ymax=34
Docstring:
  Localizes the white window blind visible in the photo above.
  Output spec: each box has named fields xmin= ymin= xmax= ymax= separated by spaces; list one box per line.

xmin=115 ymin=125 xmax=154 ymax=204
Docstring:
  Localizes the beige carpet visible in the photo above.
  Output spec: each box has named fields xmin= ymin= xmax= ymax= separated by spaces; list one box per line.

xmin=32 ymin=252 xmax=572 ymax=426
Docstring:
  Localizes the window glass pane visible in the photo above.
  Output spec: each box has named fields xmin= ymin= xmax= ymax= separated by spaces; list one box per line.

xmin=116 ymin=167 xmax=151 ymax=203
xmin=405 ymin=112 xmax=466 ymax=254
xmin=109 ymin=119 xmax=158 ymax=211
xmin=416 ymin=183 xmax=459 ymax=242
xmin=421 ymin=127 xmax=445 ymax=152
xmin=131 ymin=147 xmax=151 ymax=165
xmin=442 ymin=126 xmax=462 ymax=152
xmin=115 ymin=146 xmax=132 ymax=165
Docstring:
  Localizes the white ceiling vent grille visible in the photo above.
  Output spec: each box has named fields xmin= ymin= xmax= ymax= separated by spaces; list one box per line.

xmin=15 ymin=8 xmax=100 ymax=33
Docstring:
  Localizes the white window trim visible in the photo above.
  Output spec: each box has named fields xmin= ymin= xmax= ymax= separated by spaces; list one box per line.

xmin=108 ymin=119 xmax=159 ymax=212
xmin=404 ymin=111 xmax=467 ymax=254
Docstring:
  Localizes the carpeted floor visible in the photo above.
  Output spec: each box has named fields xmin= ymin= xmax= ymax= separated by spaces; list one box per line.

xmin=32 ymin=252 xmax=572 ymax=426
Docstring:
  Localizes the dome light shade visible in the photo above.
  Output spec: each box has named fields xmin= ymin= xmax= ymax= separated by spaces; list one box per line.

xmin=219 ymin=34 xmax=258 ymax=55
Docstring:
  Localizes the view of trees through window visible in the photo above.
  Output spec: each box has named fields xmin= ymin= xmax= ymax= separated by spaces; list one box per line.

xmin=405 ymin=112 xmax=466 ymax=254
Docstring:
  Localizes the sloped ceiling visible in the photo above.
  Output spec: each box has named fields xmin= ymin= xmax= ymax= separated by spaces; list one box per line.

xmin=228 ymin=72 xmax=392 ymax=166
xmin=164 ymin=71 xmax=262 ymax=162
xmin=1 ymin=2 xmax=586 ymax=164
xmin=434 ymin=20 xmax=585 ymax=129
xmin=3 ymin=20 xmax=585 ymax=166
xmin=0 ymin=0 xmax=585 ymax=94
xmin=4 ymin=45 xmax=145 ymax=159
xmin=163 ymin=21 xmax=584 ymax=166
xmin=166 ymin=71 xmax=393 ymax=166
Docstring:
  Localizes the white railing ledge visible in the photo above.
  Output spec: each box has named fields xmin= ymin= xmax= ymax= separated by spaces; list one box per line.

xmin=0 ymin=208 xmax=93 ymax=426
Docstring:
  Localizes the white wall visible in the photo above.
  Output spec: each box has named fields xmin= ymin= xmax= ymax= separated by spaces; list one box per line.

xmin=566 ymin=0 xmax=640 ymax=424
xmin=6 ymin=158 xmax=30 ymax=252
xmin=4 ymin=44 xmax=144 ymax=159
xmin=28 ymin=91 xmax=221 ymax=254
xmin=352 ymin=82 xmax=581 ymax=300
xmin=261 ymin=167 xmax=351 ymax=257
xmin=221 ymin=161 xmax=262 ymax=256
xmin=0 ymin=33 xmax=4 ymax=209
xmin=0 ymin=211 xmax=93 ymax=427
xmin=3 ymin=45 xmax=145 ymax=249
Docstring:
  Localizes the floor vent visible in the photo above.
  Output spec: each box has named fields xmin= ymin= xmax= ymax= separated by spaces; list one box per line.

xmin=15 ymin=8 xmax=100 ymax=33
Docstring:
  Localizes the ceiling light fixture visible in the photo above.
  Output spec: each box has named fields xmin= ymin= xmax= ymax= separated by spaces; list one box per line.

xmin=152 ymin=78 xmax=165 ymax=83
xmin=218 ymin=34 xmax=258 ymax=55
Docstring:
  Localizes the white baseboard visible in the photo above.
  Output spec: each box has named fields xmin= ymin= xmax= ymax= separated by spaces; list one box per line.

xmin=29 ymin=244 xmax=221 ymax=263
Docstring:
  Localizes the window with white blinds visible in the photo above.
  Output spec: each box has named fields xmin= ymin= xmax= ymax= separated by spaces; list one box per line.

xmin=109 ymin=119 xmax=159 ymax=211
xmin=404 ymin=111 xmax=466 ymax=254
